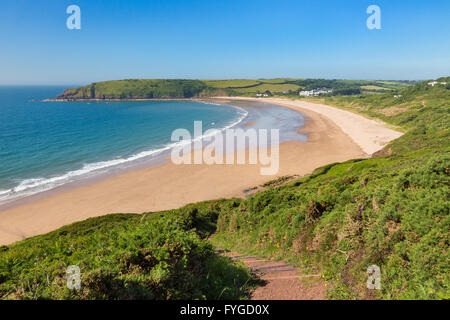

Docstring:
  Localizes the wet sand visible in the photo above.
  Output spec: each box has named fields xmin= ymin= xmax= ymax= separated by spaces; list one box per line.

xmin=218 ymin=97 xmax=404 ymax=155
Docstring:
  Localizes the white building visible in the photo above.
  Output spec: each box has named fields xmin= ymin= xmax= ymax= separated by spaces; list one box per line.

xmin=299 ymin=88 xmax=333 ymax=97
xmin=428 ymin=81 xmax=447 ymax=87
xmin=299 ymin=90 xmax=314 ymax=97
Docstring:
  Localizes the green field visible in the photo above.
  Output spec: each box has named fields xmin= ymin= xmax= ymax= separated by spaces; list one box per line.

xmin=361 ymin=85 xmax=392 ymax=91
xmin=203 ymin=79 xmax=263 ymax=88
xmin=3 ymin=77 xmax=448 ymax=300
xmin=55 ymin=78 xmax=416 ymax=99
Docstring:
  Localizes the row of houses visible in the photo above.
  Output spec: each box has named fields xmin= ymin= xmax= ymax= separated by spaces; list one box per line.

xmin=299 ymin=88 xmax=333 ymax=97
xmin=428 ymin=81 xmax=447 ymax=86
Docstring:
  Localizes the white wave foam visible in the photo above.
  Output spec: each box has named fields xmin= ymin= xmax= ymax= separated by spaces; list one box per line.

xmin=0 ymin=103 xmax=248 ymax=205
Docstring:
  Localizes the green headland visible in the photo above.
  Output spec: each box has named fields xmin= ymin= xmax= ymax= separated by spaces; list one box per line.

xmin=53 ymin=78 xmax=418 ymax=100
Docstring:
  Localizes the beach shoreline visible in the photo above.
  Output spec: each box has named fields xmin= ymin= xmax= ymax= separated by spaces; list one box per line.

xmin=0 ymin=98 xmax=401 ymax=245
xmin=0 ymin=100 xmax=303 ymax=209
xmin=215 ymin=97 xmax=404 ymax=155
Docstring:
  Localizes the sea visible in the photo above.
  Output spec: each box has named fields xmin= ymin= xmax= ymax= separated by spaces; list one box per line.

xmin=0 ymin=86 xmax=306 ymax=205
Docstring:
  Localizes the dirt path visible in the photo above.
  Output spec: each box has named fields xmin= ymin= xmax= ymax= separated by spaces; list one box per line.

xmin=223 ymin=252 xmax=327 ymax=300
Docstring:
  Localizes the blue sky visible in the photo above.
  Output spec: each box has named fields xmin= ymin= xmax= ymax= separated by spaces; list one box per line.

xmin=1 ymin=0 xmax=449 ymax=84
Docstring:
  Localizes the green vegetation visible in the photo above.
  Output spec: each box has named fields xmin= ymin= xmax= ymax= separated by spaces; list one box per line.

xmin=57 ymin=79 xmax=207 ymax=99
xmin=55 ymin=78 xmax=416 ymax=99
xmin=290 ymin=79 xmax=415 ymax=95
xmin=4 ymin=77 xmax=448 ymax=300
xmin=0 ymin=202 xmax=257 ymax=299
xmin=212 ymin=77 xmax=450 ymax=299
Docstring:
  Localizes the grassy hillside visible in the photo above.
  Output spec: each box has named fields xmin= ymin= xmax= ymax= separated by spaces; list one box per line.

xmin=57 ymin=79 xmax=208 ymax=99
xmin=0 ymin=201 xmax=257 ymax=299
xmin=212 ymin=77 xmax=450 ymax=299
xmin=54 ymin=78 xmax=415 ymax=99
xmin=3 ymin=78 xmax=448 ymax=300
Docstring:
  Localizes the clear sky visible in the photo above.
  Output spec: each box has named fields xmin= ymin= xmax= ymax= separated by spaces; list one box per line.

xmin=1 ymin=0 xmax=449 ymax=85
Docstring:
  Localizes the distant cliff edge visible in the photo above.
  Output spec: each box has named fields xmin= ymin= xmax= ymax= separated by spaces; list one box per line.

xmin=53 ymin=79 xmax=211 ymax=100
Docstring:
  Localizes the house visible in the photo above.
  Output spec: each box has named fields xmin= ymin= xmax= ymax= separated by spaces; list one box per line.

xmin=428 ymin=81 xmax=447 ymax=87
xmin=299 ymin=88 xmax=333 ymax=97
xmin=299 ymin=90 xmax=314 ymax=97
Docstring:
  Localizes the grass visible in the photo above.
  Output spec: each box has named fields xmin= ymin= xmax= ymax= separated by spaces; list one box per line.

xmin=203 ymin=79 xmax=262 ymax=89
xmin=58 ymin=79 xmax=208 ymax=99
xmin=55 ymin=78 xmax=415 ymax=100
xmin=361 ymin=85 xmax=392 ymax=91
xmin=235 ymin=83 xmax=301 ymax=93
xmin=3 ymin=77 xmax=449 ymax=300
xmin=211 ymin=153 xmax=449 ymax=299
xmin=0 ymin=202 xmax=258 ymax=299
xmin=210 ymin=77 xmax=450 ymax=300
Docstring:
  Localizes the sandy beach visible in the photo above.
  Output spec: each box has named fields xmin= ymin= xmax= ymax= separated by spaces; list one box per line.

xmin=220 ymin=97 xmax=404 ymax=155
xmin=0 ymin=99 xmax=402 ymax=245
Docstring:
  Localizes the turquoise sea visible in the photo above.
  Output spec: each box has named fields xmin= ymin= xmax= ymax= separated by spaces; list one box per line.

xmin=0 ymin=86 xmax=249 ymax=204
xmin=0 ymin=86 xmax=306 ymax=205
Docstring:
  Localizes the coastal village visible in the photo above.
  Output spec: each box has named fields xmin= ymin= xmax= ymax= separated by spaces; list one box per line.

xmin=256 ymin=87 xmax=334 ymax=98
xmin=253 ymin=80 xmax=449 ymax=99
xmin=428 ymin=80 xmax=447 ymax=86
xmin=298 ymin=87 xmax=333 ymax=97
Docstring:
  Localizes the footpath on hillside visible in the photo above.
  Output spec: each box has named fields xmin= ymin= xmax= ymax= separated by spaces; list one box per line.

xmin=221 ymin=251 xmax=327 ymax=300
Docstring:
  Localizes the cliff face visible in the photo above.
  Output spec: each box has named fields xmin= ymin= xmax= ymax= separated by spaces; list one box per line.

xmin=55 ymin=79 xmax=209 ymax=100
xmin=56 ymin=84 xmax=96 ymax=99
